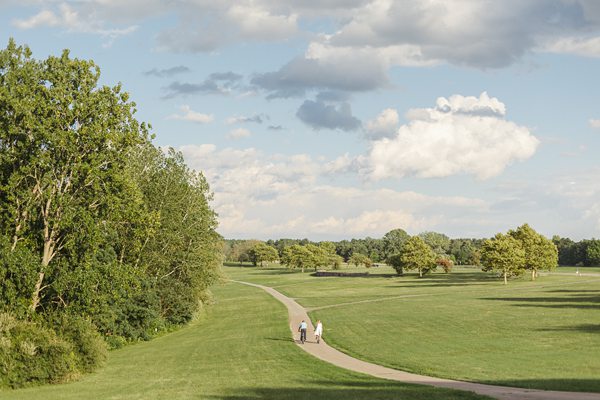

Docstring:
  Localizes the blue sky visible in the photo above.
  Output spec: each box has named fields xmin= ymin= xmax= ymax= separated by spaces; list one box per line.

xmin=2 ymin=0 xmax=600 ymax=241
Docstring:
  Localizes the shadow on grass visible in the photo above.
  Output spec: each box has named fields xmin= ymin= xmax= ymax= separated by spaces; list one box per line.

xmin=265 ymin=336 xmax=295 ymax=342
xmin=483 ymin=293 xmax=600 ymax=310
xmin=206 ymin=380 xmax=491 ymax=400
xmin=386 ymin=272 xmax=499 ymax=288
xmin=538 ymin=324 xmax=600 ymax=333
xmin=483 ymin=379 xmax=600 ymax=393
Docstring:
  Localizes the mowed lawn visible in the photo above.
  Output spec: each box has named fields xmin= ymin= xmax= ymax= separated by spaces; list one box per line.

xmin=226 ymin=265 xmax=600 ymax=392
xmin=0 ymin=282 xmax=490 ymax=400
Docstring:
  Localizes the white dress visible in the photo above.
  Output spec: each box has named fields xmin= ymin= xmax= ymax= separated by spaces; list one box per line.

xmin=314 ymin=322 xmax=323 ymax=336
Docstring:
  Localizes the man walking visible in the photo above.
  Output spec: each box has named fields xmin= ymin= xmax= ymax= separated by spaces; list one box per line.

xmin=298 ymin=320 xmax=307 ymax=344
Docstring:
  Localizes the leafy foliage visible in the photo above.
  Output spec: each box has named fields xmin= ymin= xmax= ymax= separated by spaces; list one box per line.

xmin=481 ymin=233 xmax=526 ymax=284
xmin=0 ymin=40 xmax=222 ymax=387
xmin=397 ymin=236 xmax=436 ymax=277
xmin=509 ymin=224 xmax=558 ymax=280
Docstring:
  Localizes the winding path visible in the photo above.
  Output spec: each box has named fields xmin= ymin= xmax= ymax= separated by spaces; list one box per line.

xmin=235 ymin=280 xmax=600 ymax=400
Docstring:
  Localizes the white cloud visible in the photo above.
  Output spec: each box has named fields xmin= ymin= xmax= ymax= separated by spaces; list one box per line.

xmin=365 ymin=108 xmax=399 ymax=140
xmin=227 ymin=128 xmax=252 ymax=139
xmin=367 ymin=92 xmax=539 ymax=180
xmin=542 ymin=36 xmax=600 ymax=58
xmin=12 ymin=9 xmax=59 ymax=29
xmin=227 ymin=4 xmax=297 ymax=40
xmin=167 ymin=105 xmax=214 ymax=124
xmin=12 ymin=3 xmax=138 ymax=45
xmin=178 ymin=144 xmax=489 ymax=239
xmin=590 ymin=119 xmax=600 ymax=128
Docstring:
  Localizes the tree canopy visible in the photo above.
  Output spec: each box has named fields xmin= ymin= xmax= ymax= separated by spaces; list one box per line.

xmin=481 ymin=233 xmax=525 ymax=284
xmin=0 ymin=39 xmax=222 ymax=386
xmin=396 ymin=236 xmax=436 ymax=278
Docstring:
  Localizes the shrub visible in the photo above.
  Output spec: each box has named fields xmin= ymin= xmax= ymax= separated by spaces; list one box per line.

xmin=436 ymin=258 xmax=454 ymax=273
xmin=0 ymin=313 xmax=77 ymax=388
xmin=48 ymin=314 xmax=108 ymax=373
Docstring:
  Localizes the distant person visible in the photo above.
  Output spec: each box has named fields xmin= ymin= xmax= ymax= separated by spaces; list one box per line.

xmin=298 ymin=320 xmax=307 ymax=344
xmin=314 ymin=320 xmax=323 ymax=344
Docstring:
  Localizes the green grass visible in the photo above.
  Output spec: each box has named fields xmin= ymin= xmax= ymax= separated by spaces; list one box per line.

xmin=225 ymin=265 xmax=600 ymax=392
xmin=0 ymin=282 xmax=490 ymax=400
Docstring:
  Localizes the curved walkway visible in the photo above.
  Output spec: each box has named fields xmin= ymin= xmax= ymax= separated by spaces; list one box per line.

xmin=235 ymin=280 xmax=599 ymax=400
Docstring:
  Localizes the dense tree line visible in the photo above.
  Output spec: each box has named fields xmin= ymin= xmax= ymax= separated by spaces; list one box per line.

xmin=224 ymin=230 xmax=596 ymax=272
xmin=224 ymin=230 xmax=483 ymax=267
xmin=0 ymin=40 xmax=221 ymax=387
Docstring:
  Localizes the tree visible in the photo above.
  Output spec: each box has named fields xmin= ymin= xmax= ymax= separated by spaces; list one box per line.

xmin=306 ymin=243 xmax=328 ymax=271
xmin=387 ymin=254 xmax=404 ymax=275
xmin=397 ymin=236 xmax=436 ymax=277
xmin=281 ymin=244 xmax=313 ymax=273
xmin=585 ymin=239 xmax=600 ymax=266
xmin=418 ymin=231 xmax=451 ymax=257
xmin=249 ymin=242 xmax=279 ymax=267
xmin=509 ymin=224 xmax=558 ymax=280
xmin=349 ymin=253 xmax=373 ymax=268
xmin=481 ymin=233 xmax=525 ymax=284
xmin=382 ymin=228 xmax=410 ymax=261
xmin=436 ymin=257 xmax=453 ymax=273
xmin=0 ymin=39 xmax=149 ymax=313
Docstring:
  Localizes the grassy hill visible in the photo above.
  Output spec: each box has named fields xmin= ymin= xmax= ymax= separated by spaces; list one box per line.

xmin=225 ymin=265 xmax=600 ymax=392
xmin=1 ymin=281 xmax=489 ymax=400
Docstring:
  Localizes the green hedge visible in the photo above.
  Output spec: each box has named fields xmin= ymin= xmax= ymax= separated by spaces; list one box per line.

xmin=0 ymin=313 xmax=107 ymax=388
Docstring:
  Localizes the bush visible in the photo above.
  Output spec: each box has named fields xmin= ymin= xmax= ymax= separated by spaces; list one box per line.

xmin=436 ymin=258 xmax=454 ymax=273
xmin=48 ymin=314 xmax=108 ymax=373
xmin=0 ymin=313 xmax=77 ymax=388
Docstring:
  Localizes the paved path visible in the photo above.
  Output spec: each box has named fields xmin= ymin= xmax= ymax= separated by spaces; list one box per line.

xmin=235 ymin=280 xmax=600 ymax=400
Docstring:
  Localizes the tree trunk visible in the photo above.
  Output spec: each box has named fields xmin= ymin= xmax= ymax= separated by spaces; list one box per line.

xmin=31 ymin=238 xmax=54 ymax=311
xmin=30 ymin=271 xmax=45 ymax=311
xmin=531 ymin=269 xmax=536 ymax=281
xmin=418 ymin=268 xmax=423 ymax=278
xmin=503 ymin=270 xmax=508 ymax=285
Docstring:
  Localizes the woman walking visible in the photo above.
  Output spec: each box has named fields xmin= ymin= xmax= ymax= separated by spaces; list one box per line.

xmin=314 ymin=320 xmax=323 ymax=344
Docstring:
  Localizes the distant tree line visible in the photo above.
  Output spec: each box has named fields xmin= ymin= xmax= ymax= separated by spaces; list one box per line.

xmin=0 ymin=40 xmax=221 ymax=387
xmin=223 ymin=229 xmax=483 ymax=268
xmin=225 ymin=230 xmax=598 ymax=271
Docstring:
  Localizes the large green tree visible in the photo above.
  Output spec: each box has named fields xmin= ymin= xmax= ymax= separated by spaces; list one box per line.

xmin=382 ymin=228 xmax=410 ymax=261
xmin=396 ymin=236 xmax=436 ymax=278
xmin=509 ymin=224 xmax=558 ymax=280
xmin=281 ymin=244 xmax=313 ymax=273
xmin=481 ymin=233 xmax=526 ymax=284
xmin=249 ymin=242 xmax=279 ymax=267
xmin=418 ymin=231 xmax=451 ymax=257
xmin=0 ymin=39 xmax=149 ymax=313
xmin=130 ymin=145 xmax=221 ymax=324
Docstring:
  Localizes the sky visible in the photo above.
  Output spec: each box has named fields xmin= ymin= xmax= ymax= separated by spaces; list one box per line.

xmin=1 ymin=0 xmax=600 ymax=241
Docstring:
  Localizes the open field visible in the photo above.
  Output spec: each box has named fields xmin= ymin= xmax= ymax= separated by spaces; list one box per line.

xmin=0 ymin=282 xmax=489 ymax=400
xmin=225 ymin=265 xmax=600 ymax=392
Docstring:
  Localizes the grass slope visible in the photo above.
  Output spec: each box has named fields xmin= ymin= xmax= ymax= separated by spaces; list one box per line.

xmin=0 ymin=282 xmax=489 ymax=400
xmin=225 ymin=265 xmax=600 ymax=393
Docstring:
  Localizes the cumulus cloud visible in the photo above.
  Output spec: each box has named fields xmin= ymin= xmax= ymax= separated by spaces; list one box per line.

xmin=167 ymin=105 xmax=214 ymax=124
xmin=367 ymin=92 xmax=539 ymax=180
xmin=13 ymin=1 xmax=600 ymax=68
xmin=178 ymin=144 xmax=488 ymax=239
xmin=12 ymin=2 xmax=138 ymax=45
xmin=365 ymin=108 xmax=399 ymax=140
xmin=590 ymin=119 xmax=600 ymax=128
xmin=144 ymin=66 xmax=190 ymax=78
xmin=227 ymin=128 xmax=252 ymax=139
xmin=156 ymin=2 xmax=298 ymax=52
xmin=296 ymin=99 xmax=361 ymax=131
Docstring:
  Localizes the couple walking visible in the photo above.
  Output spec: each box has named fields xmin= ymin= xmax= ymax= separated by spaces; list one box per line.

xmin=298 ymin=319 xmax=323 ymax=344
